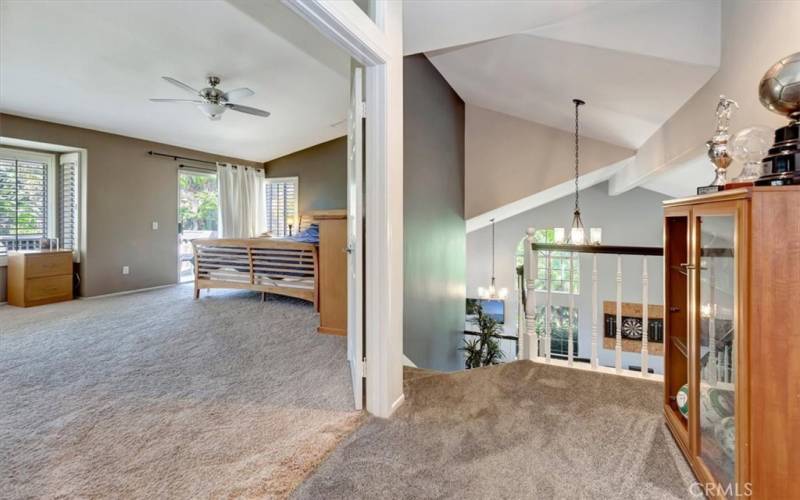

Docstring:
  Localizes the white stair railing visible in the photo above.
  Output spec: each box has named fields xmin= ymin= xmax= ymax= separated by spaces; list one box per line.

xmin=522 ymin=230 xmax=663 ymax=381
xmin=641 ymin=257 xmax=649 ymax=376
xmin=615 ymin=255 xmax=623 ymax=373
xmin=591 ymin=254 xmax=598 ymax=369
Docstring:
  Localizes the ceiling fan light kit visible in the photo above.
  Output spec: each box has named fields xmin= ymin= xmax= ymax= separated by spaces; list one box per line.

xmin=150 ymin=75 xmax=270 ymax=121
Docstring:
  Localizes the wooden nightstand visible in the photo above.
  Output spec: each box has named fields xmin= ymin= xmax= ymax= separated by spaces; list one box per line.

xmin=8 ymin=250 xmax=74 ymax=307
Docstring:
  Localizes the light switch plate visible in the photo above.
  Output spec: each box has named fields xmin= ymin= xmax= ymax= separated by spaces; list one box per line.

xmin=152 ymin=221 xmax=159 ymax=230
xmin=122 ymin=266 xmax=130 ymax=275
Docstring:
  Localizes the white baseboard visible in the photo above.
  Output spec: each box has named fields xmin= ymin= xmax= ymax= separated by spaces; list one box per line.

xmin=402 ymin=355 xmax=417 ymax=367
xmin=390 ymin=393 xmax=405 ymax=415
xmin=80 ymin=283 xmax=177 ymax=300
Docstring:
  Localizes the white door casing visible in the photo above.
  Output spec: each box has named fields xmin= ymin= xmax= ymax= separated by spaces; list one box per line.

xmin=284 ymin=0 xmax=404 ymax=418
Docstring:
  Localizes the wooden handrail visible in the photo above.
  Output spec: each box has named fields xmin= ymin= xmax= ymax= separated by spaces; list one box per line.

xmin=530 ymin=243 xmax=663 ymax=256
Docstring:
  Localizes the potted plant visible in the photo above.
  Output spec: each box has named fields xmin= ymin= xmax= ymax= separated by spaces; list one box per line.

xmin=461 ymin=304 xmax=504 ymax=369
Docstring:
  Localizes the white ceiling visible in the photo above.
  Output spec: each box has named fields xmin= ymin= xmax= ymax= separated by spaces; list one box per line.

xmin=408 ymin=1 xmax=720 ymax=150
xmin=0 ymin=0 xmax=350 ymax=162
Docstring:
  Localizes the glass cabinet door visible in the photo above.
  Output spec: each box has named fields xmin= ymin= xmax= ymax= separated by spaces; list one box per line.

xmin=696 ymin=213 xmax=737 ymax=489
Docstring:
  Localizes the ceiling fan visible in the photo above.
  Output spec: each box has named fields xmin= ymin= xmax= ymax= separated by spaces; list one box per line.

xmin=150 ymin=76 xmax=270 ymax=121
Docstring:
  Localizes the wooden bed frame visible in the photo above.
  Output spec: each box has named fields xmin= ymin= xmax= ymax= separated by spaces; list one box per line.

xmin=191 ymin=238 xmax=319 ymax=308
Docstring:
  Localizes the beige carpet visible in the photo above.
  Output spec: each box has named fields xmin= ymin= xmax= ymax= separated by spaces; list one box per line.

xmin=294 ymin=362 xmax=696 ymax=499
xmin=0 ymin=285 xmax=362 ymax=499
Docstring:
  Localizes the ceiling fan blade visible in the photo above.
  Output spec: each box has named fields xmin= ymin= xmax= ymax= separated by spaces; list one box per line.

xmin=161 ymin=76 xmax=199 ymax=95
xmin=149 ymin=98 xmax=202 ymax=103
xmin=223 ymin=88 xmax=255 ymax=102
xmin=225 ymin=103 xmax=270 ymax=117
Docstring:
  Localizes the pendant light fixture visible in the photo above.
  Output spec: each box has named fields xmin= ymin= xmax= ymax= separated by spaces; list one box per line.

xmin=478 ymin=218 xmax=508 ymax=299
xmin=569 ymin=98 xmax=587 ymax=245
xmin=561 ymin=98 xmax=602 ymax=245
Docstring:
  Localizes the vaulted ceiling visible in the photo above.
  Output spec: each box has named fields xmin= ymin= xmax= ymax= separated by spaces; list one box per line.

xmin=406 ymin=0 xmax=721 ymax=151
xmin=0 ymin=0 xmax=350 ymax=162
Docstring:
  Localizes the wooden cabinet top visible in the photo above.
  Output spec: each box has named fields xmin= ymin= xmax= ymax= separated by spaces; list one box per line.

xmin=663 ymin=185 xmax=800 ymax=207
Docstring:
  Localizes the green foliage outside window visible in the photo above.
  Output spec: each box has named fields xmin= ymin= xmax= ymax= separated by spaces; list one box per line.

xmin=179 ymin=173 xmax=218 ymax=231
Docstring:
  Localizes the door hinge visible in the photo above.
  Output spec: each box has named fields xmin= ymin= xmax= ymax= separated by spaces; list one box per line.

xmin=361 ymin=357 xmax=367 ymax=374
xmin=360 ymin=101 xmax=367 ymax=119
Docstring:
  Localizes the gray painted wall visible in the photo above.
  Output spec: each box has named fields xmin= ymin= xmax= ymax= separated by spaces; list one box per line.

xmin=467 ymin=182 xmax=669 ymax=373
xmin=264 ymin=136 xmax=347 ymax=213
xmin=403 ymin=54 xmax=466 ymax=372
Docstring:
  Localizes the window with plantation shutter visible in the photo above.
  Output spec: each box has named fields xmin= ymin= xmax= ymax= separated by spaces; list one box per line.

xmin=264 ymin=177 xmax=298 ymax=238
xmin=0 ymin=152 xmax=52 ymax=254
xmin=58 ymin=154 xmax=80 ymax=252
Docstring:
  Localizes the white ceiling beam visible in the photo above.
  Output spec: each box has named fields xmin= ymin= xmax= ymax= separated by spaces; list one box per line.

xmin=466 ymin=158 xmax=630 ymax=233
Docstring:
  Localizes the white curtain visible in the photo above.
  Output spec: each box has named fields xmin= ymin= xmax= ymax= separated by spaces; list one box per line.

xmin=217 ymin=163 xmax=266 ymax=238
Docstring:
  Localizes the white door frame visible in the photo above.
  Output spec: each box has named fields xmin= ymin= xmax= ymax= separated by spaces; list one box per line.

xmin=283 ymin=0 xmax=404 ymax=418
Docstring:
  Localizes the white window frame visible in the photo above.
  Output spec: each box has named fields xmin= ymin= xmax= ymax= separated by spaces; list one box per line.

xmin=264 ymin=176 xmax=299 ymax=237
xmin=531 ymin=228 xmax=580 ymax=295
xmin=0 ymin=147 xmax=57 ymax=261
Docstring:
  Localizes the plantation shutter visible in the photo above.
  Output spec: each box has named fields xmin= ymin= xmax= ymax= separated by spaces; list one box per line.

xmin=59 ymin=155 xmax=79 ymax=251
xmin=264 ymin=177 xmax=298 ymax=237
xmin=0 ymin=156 xmax=49 ymax=253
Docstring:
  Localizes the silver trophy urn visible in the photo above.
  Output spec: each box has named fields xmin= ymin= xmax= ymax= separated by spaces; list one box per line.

xmin=700 ymin=96 xmax=739 ymax=194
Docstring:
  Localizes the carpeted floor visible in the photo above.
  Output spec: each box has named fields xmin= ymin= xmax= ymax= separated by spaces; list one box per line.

xmin=0 ymin=285 xmax=362 ymax=499
xmin=294 ymin=361 xmax=696 ymax=499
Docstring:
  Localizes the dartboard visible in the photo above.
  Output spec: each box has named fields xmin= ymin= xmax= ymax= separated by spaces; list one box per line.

xmin=622 ymin=318 xmax=643 ymax=339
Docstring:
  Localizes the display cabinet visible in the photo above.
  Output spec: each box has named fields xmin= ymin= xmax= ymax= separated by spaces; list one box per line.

xmin=663 ymin=187 xmax=800 ymax=499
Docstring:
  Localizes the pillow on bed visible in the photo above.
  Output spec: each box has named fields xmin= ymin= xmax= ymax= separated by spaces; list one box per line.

xmin=287 ymin=223 xmax=319 ymax=244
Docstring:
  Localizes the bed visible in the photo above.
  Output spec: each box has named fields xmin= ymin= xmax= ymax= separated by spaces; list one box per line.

xmin=192 ymin=235 xmax=319 ymax=308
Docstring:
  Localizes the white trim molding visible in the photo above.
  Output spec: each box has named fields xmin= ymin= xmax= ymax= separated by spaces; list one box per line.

xmin=284 ymin=0 xmax=404 ymax=418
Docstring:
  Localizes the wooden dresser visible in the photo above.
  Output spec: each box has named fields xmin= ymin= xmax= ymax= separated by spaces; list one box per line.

xmin=8 ymin=250 xmax=73 ymax=307
xmin=315 ymin=211 xmax=347 ymax=335
xmin=663 ymin=187 xmax=800 ymax=499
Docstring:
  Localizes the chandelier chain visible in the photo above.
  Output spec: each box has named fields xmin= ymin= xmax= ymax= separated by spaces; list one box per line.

xmin=574 ymin=100 xmax=580 ymax=214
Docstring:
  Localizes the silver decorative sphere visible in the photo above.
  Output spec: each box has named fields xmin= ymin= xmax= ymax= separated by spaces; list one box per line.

xmin=759 ymin=52 xmax=800 ymax=120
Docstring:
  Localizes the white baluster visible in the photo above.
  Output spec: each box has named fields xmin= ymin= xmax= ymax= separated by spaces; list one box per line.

xmin=524 ymin=228 xmax=537 ymax=360
xmin=545 ymin=251 xmax=552 ymax=362
xmin=591 ymin=254 xmax=598 ymax=370
xmin=568 ymin=251 xmax=574 ymax=366
xmin=615 ymin=255 xmax=623 ymax=373
xmin=641 ymin=256 xmax=649 ymax=377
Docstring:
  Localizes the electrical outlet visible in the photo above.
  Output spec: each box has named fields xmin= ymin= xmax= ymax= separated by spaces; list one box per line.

xmin=152 ymin=221 xmax=159 ymax=230
xmin=122 ymin=266 xmax=130 ymax=275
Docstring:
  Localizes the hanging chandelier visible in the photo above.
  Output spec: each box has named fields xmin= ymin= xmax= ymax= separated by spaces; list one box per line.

xmin=562 ymin=98 xmax=602 ymax=246
xmin=478 ymin=218 xmax=508 ymax=299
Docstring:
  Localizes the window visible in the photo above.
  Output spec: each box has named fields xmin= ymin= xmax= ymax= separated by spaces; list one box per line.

xmin=58 ymin=153 xmax=80 ymax=252
xmin=0 ymin=149 xmax=54 ymax=254
xmin=0 ymin=148 xmax=79 ymax=258
xmin=535 ymin=304 xmax=579 ymax=356
xmin=532 ymin=228 xmax=580 ymax=294
xmin=264 ymin=176 xmax=298 ymax=238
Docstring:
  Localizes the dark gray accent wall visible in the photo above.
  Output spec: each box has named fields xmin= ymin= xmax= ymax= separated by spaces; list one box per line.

xmin=403 ymin=54 xmax=466 ymax=371
xmin=264 ymin=137 xmax=347 ymax=213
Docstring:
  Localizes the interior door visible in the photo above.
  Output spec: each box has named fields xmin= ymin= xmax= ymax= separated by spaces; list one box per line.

xmin=347 ymin=66 xmax=364 ymax=409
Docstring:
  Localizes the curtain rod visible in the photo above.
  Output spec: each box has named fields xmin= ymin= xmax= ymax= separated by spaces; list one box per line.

xmin=148 ymin=150 xmax=263 ymax=172
xmin=148 ymin=150 xmax=217 ymax=166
